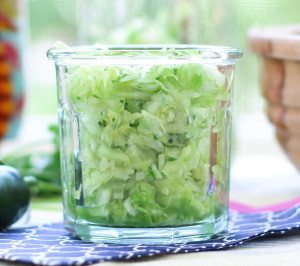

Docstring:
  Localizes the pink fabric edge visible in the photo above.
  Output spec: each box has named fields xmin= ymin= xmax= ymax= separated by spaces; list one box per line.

xmin=230 ymin=196 xmax=300 ymax=213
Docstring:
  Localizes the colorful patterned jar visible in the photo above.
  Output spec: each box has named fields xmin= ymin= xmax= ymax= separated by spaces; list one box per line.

xmin=0 ymin=0 xmax=25 ymax=139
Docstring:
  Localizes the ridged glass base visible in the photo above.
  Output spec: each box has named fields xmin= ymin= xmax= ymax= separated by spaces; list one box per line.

xmin=65 ymin=214 xmax=227 ymax=244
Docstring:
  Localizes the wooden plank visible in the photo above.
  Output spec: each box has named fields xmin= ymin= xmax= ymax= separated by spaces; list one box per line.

xmin=261 ymin=58 xmax=284 ymax=104
xmin=267 ymin=104 xmax=300 ymax=133
xmin=282 ymin=61 xmax=300 ymax=107
xmin=266 ymin=104 xmax=285 ymax=127
xmin=276 ymin=127 xmax=300 ymax=170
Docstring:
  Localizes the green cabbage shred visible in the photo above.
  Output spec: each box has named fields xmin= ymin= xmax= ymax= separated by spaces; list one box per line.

xmin=63 ymin=60 xmax=230 ymax=227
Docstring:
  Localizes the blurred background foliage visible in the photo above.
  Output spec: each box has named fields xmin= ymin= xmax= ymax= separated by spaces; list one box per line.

xmin=25 ymin=0 xmax=300 ymax=115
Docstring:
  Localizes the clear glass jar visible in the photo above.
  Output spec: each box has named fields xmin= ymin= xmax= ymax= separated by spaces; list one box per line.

xmin=48 ymin=45 xmax=242 ymax=244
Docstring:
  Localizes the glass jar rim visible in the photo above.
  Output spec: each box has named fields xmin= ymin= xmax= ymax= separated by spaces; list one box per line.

xmin=47 ymin=44 xmax=242 ymax=65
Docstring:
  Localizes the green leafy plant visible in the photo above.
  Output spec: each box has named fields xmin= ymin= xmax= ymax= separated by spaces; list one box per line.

xmin=3 ymin=125 xmax=61 ymax=197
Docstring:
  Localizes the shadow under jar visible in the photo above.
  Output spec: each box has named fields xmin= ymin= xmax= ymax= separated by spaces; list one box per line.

xmin=47 ymin=45 xmax=242 ymax=244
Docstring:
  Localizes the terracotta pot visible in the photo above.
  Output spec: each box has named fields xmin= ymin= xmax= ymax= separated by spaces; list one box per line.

xmin=249 ymin=25 xmax=300 ymax=169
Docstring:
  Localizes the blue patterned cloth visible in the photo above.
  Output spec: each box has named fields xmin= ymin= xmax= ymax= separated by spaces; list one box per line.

xmin=1 ymin=205 xmax=300 ymax=266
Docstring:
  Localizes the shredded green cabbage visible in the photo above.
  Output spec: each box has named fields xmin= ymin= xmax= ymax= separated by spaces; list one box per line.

xmin=63 ymin=61 xmax=230 ymax=227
